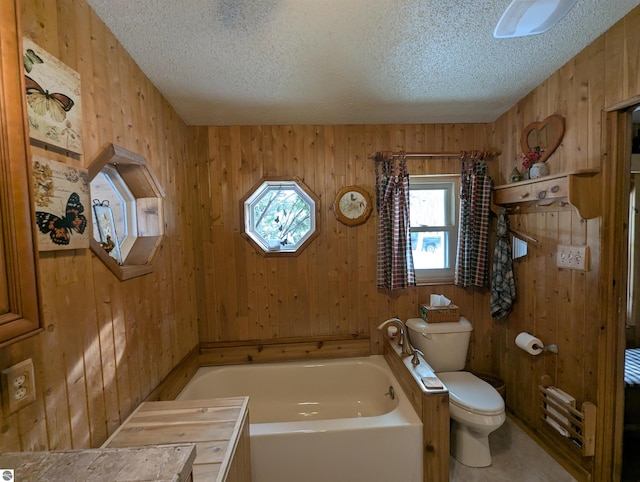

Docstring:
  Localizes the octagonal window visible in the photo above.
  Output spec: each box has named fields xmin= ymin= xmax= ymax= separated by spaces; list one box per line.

xmin=242 ymin=178 xmax=319 ymax=255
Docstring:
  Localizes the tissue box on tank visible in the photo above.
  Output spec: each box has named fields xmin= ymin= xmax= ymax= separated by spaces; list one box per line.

xmin=419 ymin=304 xmax=460 ymax=323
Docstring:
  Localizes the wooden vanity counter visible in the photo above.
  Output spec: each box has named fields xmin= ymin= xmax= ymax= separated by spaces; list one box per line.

xmin=103 ymin=397 xmax=251 ymax=482
xmin=0 ymin=444 xmax=196 ymax=481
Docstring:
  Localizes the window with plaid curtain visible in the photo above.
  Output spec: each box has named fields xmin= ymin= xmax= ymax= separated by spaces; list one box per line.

xmin=375 ymin=153 xmax=415 ymax=290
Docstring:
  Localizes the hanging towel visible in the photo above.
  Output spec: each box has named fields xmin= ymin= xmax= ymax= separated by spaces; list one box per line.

xmin=490 ymin=207 xmax=516 ymax=319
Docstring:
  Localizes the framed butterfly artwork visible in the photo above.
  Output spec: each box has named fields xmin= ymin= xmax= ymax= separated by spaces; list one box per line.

xmin=32 ymin=156 xmax=90 ymax=251
xmin=22 ymin=38 xmax=83 ymax=155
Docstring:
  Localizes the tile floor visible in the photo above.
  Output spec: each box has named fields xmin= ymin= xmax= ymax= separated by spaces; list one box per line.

xmin=449 ymin=417 xmax=577 ymax=482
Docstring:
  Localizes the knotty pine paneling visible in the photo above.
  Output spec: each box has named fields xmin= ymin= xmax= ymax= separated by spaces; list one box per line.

xmin=196 ymin=123 xmax=498 ymax=368
xmin=0 ymin=0 xmax=200 ymax=452
xmin=4 ymin=1 xmax=639 ymax=480
xmin=491 ymin=6 xmax=640 ymax=480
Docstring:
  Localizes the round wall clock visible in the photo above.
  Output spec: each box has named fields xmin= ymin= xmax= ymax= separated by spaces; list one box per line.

xmin=333 ymin=185 xmax=372 ymax=226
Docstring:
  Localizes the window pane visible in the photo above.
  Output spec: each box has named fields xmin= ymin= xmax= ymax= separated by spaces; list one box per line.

xmin=410 ymin=188 xmax=447 ymax=226
xmin=411 ymin=231 xmax=448 ymax=269
xmin=252 ymin=187 xmax=311 ymax=248
xmin=409 ymin=175 xmax=458 ymax=283
xmin=243 ymin=178 xmax=318 ymax=255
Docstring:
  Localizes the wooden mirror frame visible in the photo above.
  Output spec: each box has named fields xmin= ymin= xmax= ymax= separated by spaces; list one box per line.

xmin=88 ymin=144 xmax=166 ymax=281
xmin=521 ymin=114 xmax=566 ymax=163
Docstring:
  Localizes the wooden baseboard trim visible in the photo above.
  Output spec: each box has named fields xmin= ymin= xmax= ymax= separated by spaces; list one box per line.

xmin=145 ymin=345 xmax=200 ymax=401
xmin=199 ymin=336 xmax=370 ymax=365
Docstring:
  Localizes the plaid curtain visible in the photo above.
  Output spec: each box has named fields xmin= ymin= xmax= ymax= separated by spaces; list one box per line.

xmin=455 ymin=154 xmax=493 ymax=287
xmin=375 ymin=153 xmax=415 ymax=290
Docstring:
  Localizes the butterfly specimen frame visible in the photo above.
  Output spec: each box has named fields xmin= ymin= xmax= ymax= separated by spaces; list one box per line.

xmin=32 ymin=156 xmax=90 ymax=251
xmin=22 ymin=37 xmax=83 ymax=155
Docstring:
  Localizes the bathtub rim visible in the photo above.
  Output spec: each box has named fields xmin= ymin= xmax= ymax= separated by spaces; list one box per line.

xmin=177 ymin=354 xmax=423 ymax=435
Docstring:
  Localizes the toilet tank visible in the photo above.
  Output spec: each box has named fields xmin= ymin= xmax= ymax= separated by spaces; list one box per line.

xmin=406 ymin=317 xmax=473 ymax=372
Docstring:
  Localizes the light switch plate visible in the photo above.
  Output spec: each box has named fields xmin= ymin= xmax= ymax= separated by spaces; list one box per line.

xmin=557 ymin=245 xmax=589 ymax=271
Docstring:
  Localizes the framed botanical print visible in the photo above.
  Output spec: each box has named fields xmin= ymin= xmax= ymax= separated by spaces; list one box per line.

xmin=22 ymin=37 xmax=83 ymax=155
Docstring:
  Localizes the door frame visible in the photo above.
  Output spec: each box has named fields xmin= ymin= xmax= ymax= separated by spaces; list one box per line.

xmin=599 ymin=98 xmax=639 ymax=481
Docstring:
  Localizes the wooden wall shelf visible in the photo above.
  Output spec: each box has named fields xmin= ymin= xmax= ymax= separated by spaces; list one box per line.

xmin=493 ymin=169 xmax=601 ymax=219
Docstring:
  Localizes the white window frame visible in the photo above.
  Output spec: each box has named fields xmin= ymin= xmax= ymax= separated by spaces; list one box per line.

xmin=409 ymin=175 xmax=459 ymax=284
xmin=243 ymin=179 xmax=317 ymax=254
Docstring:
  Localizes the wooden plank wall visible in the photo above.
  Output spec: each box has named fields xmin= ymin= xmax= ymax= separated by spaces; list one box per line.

xmin=0 ymin=0 xmax=201 ymax=452
xmin=196 ymin=122 xmax=498 ymax=369
xmin=490 ymin=6 xmax=640 ymax=479
xmin=195 ymin=6 xmax=640 ymax=480
xmin=2 ymin=1 xmax=638 ymax=479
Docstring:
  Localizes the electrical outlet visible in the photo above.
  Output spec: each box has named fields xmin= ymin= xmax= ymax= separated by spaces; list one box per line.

xmin=557 ymin=245 xmax=590 ymax=271
xmin=13 ymin=374 xmax=26 ymax=387
xmin=1 ymin=359 xmax=36 ymax=414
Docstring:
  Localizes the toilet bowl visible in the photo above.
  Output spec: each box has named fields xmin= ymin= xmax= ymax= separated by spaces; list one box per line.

xmin=438 ymin=371 xmax=506 ymax=467
xmin=406 ymin=317 xmax=506 ymax=467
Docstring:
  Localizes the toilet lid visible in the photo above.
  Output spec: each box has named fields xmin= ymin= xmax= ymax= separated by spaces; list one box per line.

xmin=438 ymin=372 xmax=505 ymax=415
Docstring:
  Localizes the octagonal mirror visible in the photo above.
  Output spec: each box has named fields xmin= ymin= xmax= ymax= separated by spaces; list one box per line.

xmin=90 ymin=165 xmax=135 ymax=265
xmin=88 ymin=143 xmax=165 ymax=280
xmin=241 ymin=177 xmax=319 ymax=256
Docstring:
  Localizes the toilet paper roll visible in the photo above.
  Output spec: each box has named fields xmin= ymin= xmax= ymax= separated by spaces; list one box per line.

xmin=515 ymin=332 xmax=544 ymax=355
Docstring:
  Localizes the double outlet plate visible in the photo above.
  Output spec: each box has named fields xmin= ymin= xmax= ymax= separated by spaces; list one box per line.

xmin=1 ymin=358 xmax=36 ymax=415
xmin=557 ymin=244 xmax=589 ymax=271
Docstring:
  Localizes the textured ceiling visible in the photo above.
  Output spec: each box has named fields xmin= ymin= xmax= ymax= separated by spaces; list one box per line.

xmin=86 ymin=0 xmax=640 ymax=126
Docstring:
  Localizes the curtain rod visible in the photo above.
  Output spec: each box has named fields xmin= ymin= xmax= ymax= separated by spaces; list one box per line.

xmin=369 ymin=150 xmax=500 ymax=160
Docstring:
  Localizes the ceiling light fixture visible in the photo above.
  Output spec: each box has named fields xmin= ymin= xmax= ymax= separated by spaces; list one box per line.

xmin=493 ymin=0 xmax=579 ymax=38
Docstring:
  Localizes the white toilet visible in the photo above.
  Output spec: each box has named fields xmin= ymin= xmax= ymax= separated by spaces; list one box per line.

xmin=406 ymin=317 xmax=506 ymax=467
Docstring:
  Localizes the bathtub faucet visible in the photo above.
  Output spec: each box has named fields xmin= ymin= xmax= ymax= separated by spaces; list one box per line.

xmin=377 ymin=318 xmax=413 ymax=355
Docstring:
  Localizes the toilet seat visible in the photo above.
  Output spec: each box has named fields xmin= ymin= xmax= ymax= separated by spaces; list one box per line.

xmin=438 ymin=371 xmax=504 ymax=416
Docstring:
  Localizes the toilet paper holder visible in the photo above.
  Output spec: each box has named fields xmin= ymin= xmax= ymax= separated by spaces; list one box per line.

xmin=533 ymin=342 xmax=558 ymax=353
xmin=516 ymin=331 xmax=559 ymax=355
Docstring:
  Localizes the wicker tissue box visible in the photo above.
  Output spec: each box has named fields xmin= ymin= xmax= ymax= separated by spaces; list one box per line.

xmin=419 ymin=303 xmax=460 ymax=323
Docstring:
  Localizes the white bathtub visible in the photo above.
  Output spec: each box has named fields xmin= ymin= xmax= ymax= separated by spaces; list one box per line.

xmin=177 ymin=355 xmax=423 ymax=482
